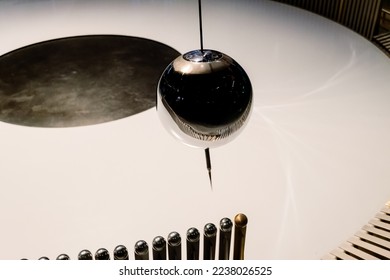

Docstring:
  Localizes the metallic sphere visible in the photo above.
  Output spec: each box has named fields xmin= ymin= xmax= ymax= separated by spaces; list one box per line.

xmin=78 ymin=249 xmax=93 ymax=260
xmin=157 ymin=49 xmax=252 ymax=148
xmin=56 ymin=254 xmax=70 ymax=260
xmin=95 ymin=248 xmax=110 ymax=260
xmin=186 ymin=227 xmax=200 ymax=242
xmin=204 ymin=223 xmax=217 ymax=237
xmin=152 ymin=236 xmax=167 ymax=260
xmin=113 ymin=245 xmax=129 ymax=260
xmin=134 ymin=240 xmax=149 ymax=255
xmin=134 ymin=240 xmax=149 ymax=260
xmin=220 ymin=217 xmax=233 ymax=232
xmin=234 ymin=213 xmax=248 ymax=228
xmin=167 ymin=231 xmax=181 ymax=246
xmin=152 ymin=236 xmax=166 ymax=251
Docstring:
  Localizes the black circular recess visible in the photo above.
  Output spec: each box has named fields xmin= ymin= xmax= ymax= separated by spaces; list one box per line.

xmin=0 ymin=35 xmax=180 ymax=127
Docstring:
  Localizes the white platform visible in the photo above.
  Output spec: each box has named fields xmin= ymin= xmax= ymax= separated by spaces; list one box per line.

xmin=0 ymin=0 xmax=390 ymax=260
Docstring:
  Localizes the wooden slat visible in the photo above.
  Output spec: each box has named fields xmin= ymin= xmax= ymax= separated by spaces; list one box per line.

xmin=325 ymin=203 xmax=390 ymax=260
xmin=381 ymin=207 xmax=390 ymax=215
xmin=362 ymin=224 xmax=390 ymax=240
xmin=321 ymin=253 xmax=338 ymax=260
xmin=330 ymin=247 xmax=357 ymax=260
xmin=355 ymin=230 xmax=390 ymax=249
xmin=374 ymin=32 xmax=390 ymax=54
xmin=271 ymin=0 xmax=341 ymax=21
xmin=369 ymin=218 xmax=390 ymax=231
xmin=377 ymin=33 xmax=390 ymax=38
xmin=339 ymin=242 xmax=379 ymax=260
xmin=347 ymin=236 xmax=390 ymax=259
xmin=337 ymin=0 xmax=381 ymax=39
xmin=368 ymin=1 xmax=380 ymax=38
xmin=360 ymin=0 xmax=370 ymax=36
xmin=376 ymin=212 xmax=390 ymax=222
xmin=378 ymin=37 xmax=390 ymax=43
xmin=272 ymin=0 xmax=382 ymax=39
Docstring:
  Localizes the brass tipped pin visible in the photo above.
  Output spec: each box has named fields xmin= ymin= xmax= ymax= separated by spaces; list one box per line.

xmin=233 ymin=213 xmax=248 ymax=260
xmin=205 ymin=148 xmax=212 ymax=189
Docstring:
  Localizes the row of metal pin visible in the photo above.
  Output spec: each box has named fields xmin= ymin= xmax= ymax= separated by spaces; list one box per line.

xmin=32 ymin=213 xmax=247 ymax=260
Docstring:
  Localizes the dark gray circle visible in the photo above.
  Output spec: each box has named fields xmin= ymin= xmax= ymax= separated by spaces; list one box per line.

xmin=0 ymin=35 xmax=180 ymax=127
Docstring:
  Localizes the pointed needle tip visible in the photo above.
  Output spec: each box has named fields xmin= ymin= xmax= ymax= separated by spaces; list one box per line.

xmin=208 ymin=171 xmax=213 ymax=190
xmin=205 ymin=148 xmax=212 ymax=190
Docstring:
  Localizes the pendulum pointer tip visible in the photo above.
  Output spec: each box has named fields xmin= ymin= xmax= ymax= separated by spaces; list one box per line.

xmin=205 ymin=148 xmax=212 ymax=190
xmin=208 ymin=169 xmax=212 ymax=190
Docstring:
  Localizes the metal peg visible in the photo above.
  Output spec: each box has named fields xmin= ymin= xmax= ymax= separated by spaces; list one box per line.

xmin=152 ymin=236 xmax=167 ymax=260
xmin=203 ymin=223 xmax=217 ymax=260
xmin=134 ymin=240 xmax=149 ymax=260
xmin=233 ymin=213 xmax=248 ymax=260
xmin=218 ymin=217 xmax=233 ymax=260
xmin=114 ymin=245 xmax=129 ymax=260
xmin=186 ymin=227 xmax=200 ymax=260
xmin=167 ymin=231 xmax=182 ymax=260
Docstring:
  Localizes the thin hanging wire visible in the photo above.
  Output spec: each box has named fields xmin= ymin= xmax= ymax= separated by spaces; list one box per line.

xmin=198 ymin=0 xmax=204 ymax=52
xmin=199 ymin=0 xmax=211 ymax=189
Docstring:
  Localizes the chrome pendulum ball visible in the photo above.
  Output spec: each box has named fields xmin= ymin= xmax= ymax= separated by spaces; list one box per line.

xmin=157 ymin=49 xmax=252 ymax=187
xmin=157 ymin=49 xmax=252 ymax=149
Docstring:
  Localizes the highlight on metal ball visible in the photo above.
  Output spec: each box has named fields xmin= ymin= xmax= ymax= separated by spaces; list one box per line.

xmin=113 ymin=245 xmax=129 ymax=260
xmin=56 ymin=253 xmax=70 ymax=260
xmin=78 ymin=249 xmax=93 ymax=260
xmin=157 ymin=49 xmax=252 ymax=148
xmin=95 ymin=248 xmax=110 ymax=260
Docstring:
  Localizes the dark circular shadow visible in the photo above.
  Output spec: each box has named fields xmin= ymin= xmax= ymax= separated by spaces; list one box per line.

xmin=0 ymin=35 xmax=180 ymax=127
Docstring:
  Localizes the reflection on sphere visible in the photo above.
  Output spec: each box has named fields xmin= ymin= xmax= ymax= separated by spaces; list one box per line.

xmin=157 ymin=49 xmax=252 ymax=148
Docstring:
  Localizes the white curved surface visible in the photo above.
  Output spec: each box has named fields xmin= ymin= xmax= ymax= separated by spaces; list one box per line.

xmin=0 ymin=0 xmax=390 ymax=260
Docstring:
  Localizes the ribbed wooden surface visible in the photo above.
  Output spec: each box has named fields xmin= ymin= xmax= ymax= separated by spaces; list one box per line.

xmin=273 ymin=0 xmax=341 ymax=20
xmin=373 ymin=32 xmax=390 ymax=55
xmin=323 ymin=206 xmax=390 ymax=260
xmin=272 ymin=0 xmax=382 ymax=40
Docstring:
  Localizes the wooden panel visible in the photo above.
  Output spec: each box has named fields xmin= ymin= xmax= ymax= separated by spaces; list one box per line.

xmin=382 ymin=207 xmax=390 ymax=215
xmin=339 ymin=242 xmax=379 ymax=260
xmin=373 ymin=32 xmax=390 ymax=55
xmin=329 ymin=247 xmax=357 ymax=260
xmin=362 ymin=224 xmax=390 ymax=240
xmin=347 ymin=236 xmax=390 ymax=259
xmin=355 ymin=230 xmax=390 ymax=249
xmin=322 ymin=253 xmax=338 ymax=260
xmin=323 ymin=204 xmax=390 ymax=260
xmin=375 ymin=212 xmax=390 ymax=222
xmin=271 ymin=0 xmax=341 ymax=21
xmin=337 ymin=0 xmax=382 ymax=39
xmin=272 ymin=0 xmax=382 ymax=40
xmin=369 ymin=218 xmax=390 ymax=231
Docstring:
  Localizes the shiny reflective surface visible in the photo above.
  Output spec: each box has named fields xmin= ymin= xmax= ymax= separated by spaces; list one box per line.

xmin=78 ymin=250 xmax=93 ymax=260
xmin=56 ymin=254 xmax=70 ymax=260
xmin=113 ymin=245 xmax=129 ymax=260
xmin=220 ymin=217 xmax=233 ymax=232
xmin=186 ymin=227 xmax=200 ymax=242
xmin=94 ymin=248 xmax=110 ymax=260
xmin=134 ymin=240 xmax=149 ymax=259
xmin=157 ymin=49 xmax=252 ymax=148
xmin=0 ymin=0 xmax=390 ymax=260
xmin=152 ymin=236 xmax=167 ymax=260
